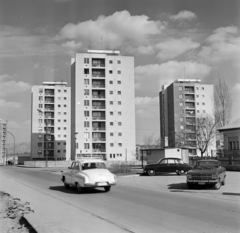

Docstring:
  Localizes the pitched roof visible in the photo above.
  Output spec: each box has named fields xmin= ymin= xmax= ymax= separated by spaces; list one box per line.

xmin=218 ymin=118 xmax=240 ymax=131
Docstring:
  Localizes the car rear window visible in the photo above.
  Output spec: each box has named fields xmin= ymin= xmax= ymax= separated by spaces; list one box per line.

xmin=82 ymin=162 xmax=106 ymax=170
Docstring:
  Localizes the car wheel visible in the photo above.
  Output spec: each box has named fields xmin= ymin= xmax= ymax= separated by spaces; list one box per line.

xmin=222 ymin=176 xmax=226 ymax=186
xmin=214 ymin=179 xmax=221 ymax=190
xmin=76 ymin=183 xmax=82 ymax=193
xmin=104 ymin=186 xmax=111 ymax=192
xmin=64 ymin=183 xmax=70 ymax=189
xmin=187 ymin=183 xmax=195 ymax=189
xmin=178 ymin=170 xmax=186 ymax=175
xmin=147 ymin=169 xmax=156 ymax=176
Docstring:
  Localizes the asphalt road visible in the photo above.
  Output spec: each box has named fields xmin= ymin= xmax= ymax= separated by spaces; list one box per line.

xmin=0 ymin=166 xmax=240 ymax=233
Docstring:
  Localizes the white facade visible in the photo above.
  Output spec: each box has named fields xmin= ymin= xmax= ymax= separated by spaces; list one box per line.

xmin=71 ymin=50 xmax=136 ymax=161
xmin=31 ymin=82 xmax=71 ymax=161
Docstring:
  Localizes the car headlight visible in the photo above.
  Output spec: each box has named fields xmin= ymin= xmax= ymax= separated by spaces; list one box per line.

xmin=212 ymin=174 xmax=217 ymax=179
xmin=187 ymin=174 xmax=192 ymax=179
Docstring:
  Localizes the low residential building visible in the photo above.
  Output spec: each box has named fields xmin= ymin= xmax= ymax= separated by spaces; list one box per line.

xmin=0 ymin=119 xmax=7 ymax=164
xmin=218 ymin=118 xmax=240 ymax=157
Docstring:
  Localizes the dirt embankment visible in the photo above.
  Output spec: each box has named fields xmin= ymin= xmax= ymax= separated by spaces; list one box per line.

xmin=0 ymin=191 xmax=36 ymax=233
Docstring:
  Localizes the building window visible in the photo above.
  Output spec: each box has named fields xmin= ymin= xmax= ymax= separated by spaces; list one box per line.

xmin=84 ymin=143 xmax=90 ymax=149
xmin=38 ymin=119 xmax=42 ymax=124
xmin=118 ymin=112 xmax=121 ymax=115
xmin=58 ymin=97 xmax=61 ymax=100
xmin=196 ymin=95 xmax=199 ymax=98
xmin=38 ymin=142 xmax=42 ymax=147
xmin=180 ymin=125 xmax=184 ymax=129
xmin=64 ymin=90 xmax=67 ymax=92
xmin=58 ymin=105 xmax=61 ymax=107
xmin=179 ymin=86 xmax=183 ymax=91
xmin=58 ymin=119 xmax=61 ymax=122
xmin=179 ymin=102 xmax=183 ymax=107
xmin=110 ymin=143 xmax=114 ymax=147
xmin=118 ymin=122 xmax=122 ymax=126
xmin=84 ymin=121 xmax=90 ymax=127
xmin=84 ymin=89 xmax=89 ymax=95
xmin=84 ymin=100 xmax=89 ymax=106
xmin=110 ymin=132 xmax=114 ymax=136
xmin=197 ymin=102 xmax=199 ymax=105
xmin=118 ymin=143 xmax=122 ymax=147
xmin=110 ymin=122 xmax=113 ymax=126
xmin=39 ymin=96 xmax=43 ymax=101
xmin=84 ymin=111 xmax=89 ymax=117
xmin=118 ymin=91 xmax=121 ymax=95
xmin=58 ymin=112 xmax=61 ymax=115
xmin=39 ymin=104 xmax=43 ymax=108
xmin=117 ymin=81 xmax=121 ymax=84
xmin=64 ymin=127 xmax=67 ymax=130
xmin=58 ymin=90 xmax=61 ymax=92
xmin=64 ymin=119 xmax=67 ymax=122
xmin=64 ymin=112 xmax=67 ymax=115
xmin=64 ymin=105 xmax=67 ymax=107
xmin=118 ymin=132 xmax=122 ymax=136
xmin=202 ymin=102 xmax=205 ymax=105
xmin=58 ymin=142 xmax=61 ymax=145
xmin=110 ymin=101 xmax=113 ymax=105
xmin=84 ymin=69 xmax=89 ymax=74
xmin=58 ymin=127 xmax=61 ymax=130
xmin=64 ymin=97 xmax=67 ymax=100
xmin=117 ymin=60 xmax=121 ymax=64
xmin=58 ymin=135 xmax=61 ymax=138
xmin=84 ymin=79 xmax=89 ymax=85
xmin=109 ymin=60 xmax=113 ymax=64
xmin=58 ymin=150 xmax=60 ymax=153
xmin=180 ymin=118 xmax=183 ymax=122
xmin=84 ymin=58 xmax=89 ymax=64
xmin=64 ymin=142 xmax=66 ymax=145
xmin=203 ymin=110 xmax=205 ymax=113
xmin=110 ymin=112 xmax=113 ymax=115
xmin=179 ymin=94 xmax=182 ymax=99
xmin=64 ymin=150 xmax=66 ymax=153
xmin=196 ymin=87 xmax=199 ymax=90
xmin=39 ymin=89 xmax=43 ymax=93
xmin=109 ymin=81 xmax=113 ymax=84
xmin=109 ymin=70 xmax=113 ymax=74
xmin=110 ymin=154 xmax=112 ymax=158
xmin=84 ymin=132 xmax=89 ymax=139
xmin=202 ymin=87 xmax=204 ymax=90
xmin=38 ymin=134 xmax=43 ymax=140
xmin=118 ymin=101 xmax=121 ymax=105
xmin=117 ymin=70 xmax=121 ymax=74
xmin=110 ymin=91 xmax=113 ymax=94
xmin=64 ymin=135 xmax=66 ymax=138
xmin=38 ymin=150 xmax=42 ymax=155
xmin=202 ymin=95 xmax=205 ymax=98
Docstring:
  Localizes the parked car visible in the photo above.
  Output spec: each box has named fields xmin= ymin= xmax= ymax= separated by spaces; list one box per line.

xmin=61 ymin=159 xmax=117 ymax=192
xmin=186 ymin=159 xmax=226 ymax=190
xmin=143 ymin=157 xmax=192 ymax=176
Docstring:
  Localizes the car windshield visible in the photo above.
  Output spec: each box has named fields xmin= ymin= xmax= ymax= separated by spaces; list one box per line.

xmin=195 ymin=161 xmax=218 ymax=168
xmin=82 ymin=162 xmax=106 ymax=170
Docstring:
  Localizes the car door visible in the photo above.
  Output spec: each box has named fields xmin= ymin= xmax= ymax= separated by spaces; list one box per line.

xmin=156 ymin=159 xmax=169 ymax=173
xmin=166 ymin=159 xmax=177 ymax=172
xmin=65 ymin=162 xmax=74 ymax=184
xmin=71 ymin=162 xmax=80 ymax=185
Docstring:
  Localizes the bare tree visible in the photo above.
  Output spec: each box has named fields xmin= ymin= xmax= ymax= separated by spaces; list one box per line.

xmin=214 ymin=78 xmax=232 ymax=128
xmin=143 ymin=133 xmax=161 ymax=148
xmin=195 ymin=114 xmax=218 ymax=157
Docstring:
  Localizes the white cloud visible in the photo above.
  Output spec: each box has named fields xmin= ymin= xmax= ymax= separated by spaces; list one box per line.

xmin=0 ymin=99 xmax=22 ymax=109
xmin=198 ymin=26 xmax=240 ymax=65
xmin=57 ymin=10 xmax=165 ymax=50
xmin=170 ymin=11 xmax=197 ymax=21
xmin=0 ymin=74 xmax=31 ymax=97
xmin=135 ymin=96 xmax=159 ymax=117
xmin=135 ymin=61 xmax=211 ymax=96
xmin=156 ymin=38 xmax=200 ymax=60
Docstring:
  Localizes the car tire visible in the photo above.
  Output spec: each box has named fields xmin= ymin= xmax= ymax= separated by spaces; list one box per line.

xmin=187 ymin=183 xmax=195 ymax=189
xmin=76 ymin=183 xmax=82 ymax=193
xmin=104 ymin=186 xmax=111 ymax=192
xmin=222 ymin=176 xmax=226 ymax=186
xmin=147 ymin=169 xmax=156 ymax=176
xmin=178 ymin=170 xmax=186 ymax=175
xmin=214 ymin=179 xmax=221 ymax=190
xmin=64 ymin=183 xmax=70 ymax=189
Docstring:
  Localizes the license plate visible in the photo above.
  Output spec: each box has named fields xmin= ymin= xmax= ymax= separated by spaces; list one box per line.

xmin=97 ymin=182 xmax=107 ymax=186
xmin=198 ymin=182 xmax=205 ymax=185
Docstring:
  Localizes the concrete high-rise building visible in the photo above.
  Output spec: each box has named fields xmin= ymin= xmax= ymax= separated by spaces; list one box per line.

xmin=31 ymin=82 xmax=71 ymax=161
xmin=0 ymin=119 xmax=7 ymax=164
xmin=159 ymin=79 xmax=215 ymax=156
xmin=71 ymin=50 xmax=136 ymax=161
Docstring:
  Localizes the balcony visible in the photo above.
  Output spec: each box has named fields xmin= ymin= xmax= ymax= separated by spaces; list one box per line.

xmin=92 ymin=105 xmax=105 ymax=109
xmin=92 ymin=84 xmax=105 ymax=88
xmin=92 ymin=127 xmax=106 ymax=131
xmin=92 ymin=116 xmax=106 ymax=120
xmin=184 ymin=87 xmax=194 ymax=93
xmin=93 ymin=149 xmax=106 ymax=152
xmin=92 ymin=69 xmax=105 ymax=78
xmin=45 ymin=108 xmax=54 ymax=111
xmin=92 ymin=58 xmax=105 ymax=67
xmin=44 ymin=92 xmax=54 ymax=96
xmin=93 ymin=138 xmax=106 ymax=141
xmin=44 ymin=115 xmax=54 ymax=119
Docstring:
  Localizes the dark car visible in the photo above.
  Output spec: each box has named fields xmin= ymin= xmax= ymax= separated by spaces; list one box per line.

xmin=143 ymin=157 xmax=192 ymax=176
xmin=186 ymin=159 xmax=226 ymax=190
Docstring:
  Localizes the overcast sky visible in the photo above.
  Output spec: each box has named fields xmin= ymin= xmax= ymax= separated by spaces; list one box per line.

xmin=0 ymin=0 xmax=239 ymax=145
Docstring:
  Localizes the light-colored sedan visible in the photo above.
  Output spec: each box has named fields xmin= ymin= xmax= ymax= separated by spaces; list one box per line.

xmin=61 ymin=159 xmax=117 ymax=192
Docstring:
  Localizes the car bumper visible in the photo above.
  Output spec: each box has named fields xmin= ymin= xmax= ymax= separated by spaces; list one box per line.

xmin=84 ymin=181 xmax=117 ymax=187
xmin=187 ymin=179 xmax=218 ymax=184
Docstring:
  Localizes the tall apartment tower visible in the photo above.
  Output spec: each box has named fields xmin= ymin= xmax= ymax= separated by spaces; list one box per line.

xmin=71 ymin=50 xmax=136 ymax=161
xmin=159 ymin=79 xmax=215 ymax=156
xmin=0 ymin=119 xmax=7 ymax=164
xmin=31 ymin=82 xmax=71 ymax=161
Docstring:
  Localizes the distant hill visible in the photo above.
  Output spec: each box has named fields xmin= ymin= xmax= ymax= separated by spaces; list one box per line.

xmin=6 ymin=142 xmax=30 ymax=155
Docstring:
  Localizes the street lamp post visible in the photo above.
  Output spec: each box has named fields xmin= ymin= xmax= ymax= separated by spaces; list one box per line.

xmin=6 ymin=131 xmax=15 ymax=165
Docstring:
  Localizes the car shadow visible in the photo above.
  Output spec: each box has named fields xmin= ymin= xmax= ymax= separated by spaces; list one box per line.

xmin=49 ymin=186 xmax=106 ymax=194
xmin=222 ymin=192 xmax=240 ymax=196
xmin=140 ymin=173 xmax=181 ymax=177
xmin=168 ymin=183 xmax=215 ymax=191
